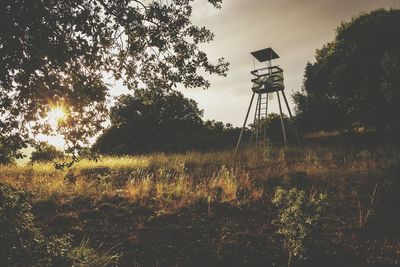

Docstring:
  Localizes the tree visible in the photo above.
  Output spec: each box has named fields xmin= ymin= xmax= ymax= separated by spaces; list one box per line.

xmin=249 ymin=113 xmax=297 ymax=144
xmin=381 ymin=51 xmax=400 ymax=133
xmin=30 ymin=142 xmax=65 ymax=162
xmin=294 ymin=9 xmax=400 ymax=134
xmin=0 ymin=137 xmax=15 ymax=164
xmin=201 ymin=119 xmax=243 ymax=150
xmin=93 ymin=90 xmax=243 ymax=154
xmin=0 ymin=0 xmax=229 ymax=156
xmin=93 ymin=89 xmax=205 ymax=153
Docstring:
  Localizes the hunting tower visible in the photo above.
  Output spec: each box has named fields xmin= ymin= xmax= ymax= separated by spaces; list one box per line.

xmin=235 ymin=47 xmax=299 ymax=152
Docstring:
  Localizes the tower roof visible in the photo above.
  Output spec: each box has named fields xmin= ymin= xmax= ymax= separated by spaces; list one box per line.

xmin=251 ymin=47 xmax=279 ymax=62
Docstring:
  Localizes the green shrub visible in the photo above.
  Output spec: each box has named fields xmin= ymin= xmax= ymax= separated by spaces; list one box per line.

xmin=0 ymin=183 xmax=119 ymax=266
xmin=272 ymin=187 xmax=329 ymax=266
xmin=0 ymin=183 xmax=46 ymax=265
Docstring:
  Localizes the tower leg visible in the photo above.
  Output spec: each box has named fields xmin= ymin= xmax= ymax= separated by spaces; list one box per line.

xmin=281 ymin=90 xmax=301 ymax=145
xmin=235 ymin=92 xmax=256 ymax=153
xmin=263 ymin=93 xmax=269 ymax=145
xmin=249 ymin=93 xmax=260 ymax=145
xmin=255 ymin=94 xmax=262 ymax=145
xmin=277 ymin=90 xmax=288 ymax=146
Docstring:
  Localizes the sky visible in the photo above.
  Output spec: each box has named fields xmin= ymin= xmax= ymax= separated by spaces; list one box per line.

xmin=168 ymin=0 xmax=400 ymax=127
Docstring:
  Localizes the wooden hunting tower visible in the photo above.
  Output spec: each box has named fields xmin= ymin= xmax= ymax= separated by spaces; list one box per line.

xmin=235 ymin=47 xmax=299 ymax=152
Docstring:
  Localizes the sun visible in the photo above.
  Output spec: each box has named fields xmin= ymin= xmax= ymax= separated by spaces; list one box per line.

xmin=47 ymin=106 xmax=66 ymax=128
xmin=48 ymin=107 xmax=65 ymax=121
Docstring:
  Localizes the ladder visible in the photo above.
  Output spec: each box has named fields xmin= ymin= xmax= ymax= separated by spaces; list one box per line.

xmin=249 ymin=93 xmax=269 ymax=146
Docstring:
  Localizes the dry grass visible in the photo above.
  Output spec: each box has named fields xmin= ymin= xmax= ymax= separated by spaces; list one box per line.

xmin=1 ymin=145 xmax=399 ymax=266
xmin=0 ymin=145 xmax=396 ymax=213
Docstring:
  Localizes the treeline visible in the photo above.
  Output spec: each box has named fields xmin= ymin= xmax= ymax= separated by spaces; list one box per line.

xmin=92 ymin=90 xmax=246 ymax=155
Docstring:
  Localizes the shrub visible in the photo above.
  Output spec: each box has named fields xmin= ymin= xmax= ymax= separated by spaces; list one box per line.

xmin=272 ymin=187 xmax=329 ymax=266
xmin=0 ymin=183 xmax=45 ymax=265
xmin=0 ymin=183 xmax=119 ymax=266
xmin=30 ymin=142 xmax=65 ymax=163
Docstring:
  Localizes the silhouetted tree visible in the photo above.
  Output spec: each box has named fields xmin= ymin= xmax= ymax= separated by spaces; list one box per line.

xmin=201 ymin=120 xmax=243 ymax=150
xmin=0 ymin=139 xmax=15 ymax=164
xmin=0 ymin=0 xmax=229 ymax=157
xmin=30 ymin=142 xmax=65 ymax=163
xmin=381 ymin=51 xmax=400 ymax=133
xmin=93 ymin=89 xmax=202 ymax=153
xmin=294 ymin=9 xmax=400 ymax=134
xmin=250 ymin=113 xmax=297 ymax=144
xmin=93 ymin=90 xmax=242 ymax=154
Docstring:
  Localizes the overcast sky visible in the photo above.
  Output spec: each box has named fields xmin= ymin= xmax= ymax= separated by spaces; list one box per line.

xmin=161 ymin=0 xmax=398 ymax=127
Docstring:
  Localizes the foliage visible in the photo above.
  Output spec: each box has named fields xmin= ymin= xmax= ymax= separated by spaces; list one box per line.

xmin=272 ymin=187 xmax=329 ymax=264
xmin=380 ymin=51 xmax=400 ymax=132
xmin=250 ymin=113 xmax=297 ymax=144
xmin=30 ymin=142 xmax=65 ymax=163
xmin=0 ymin=183 xmax=44 ymax=265
xmin=0 ymin=183 xmax=118 ymax=266
xmin=0 ymin=140 xmax=15 ymax=164
xmin=0 ymin=0 xmax=229 ymax=156
xmin=93 ymin=90 xmax=242 ymax=154
xmin=202 ymin=119 xmax=244 ymax=150
xmin=294 ymin=9 xmax=400 ymax=133
xmin=0 ymin=183 xmax=73 ymax=266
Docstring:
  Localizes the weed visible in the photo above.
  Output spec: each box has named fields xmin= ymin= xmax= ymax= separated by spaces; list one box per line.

xmin=272 ymin=187 xmax=330 ymax=266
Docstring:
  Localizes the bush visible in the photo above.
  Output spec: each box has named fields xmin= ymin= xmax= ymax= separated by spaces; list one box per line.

xmin=30 ymin=142 xmax=65 ymax=163
xmin=0 ymin=183 xmax=46 ymax=265
xmin=272 ymin=187 xmax=329 ymax=266
xmin=0 ymin=183 xmax=119 ymax=266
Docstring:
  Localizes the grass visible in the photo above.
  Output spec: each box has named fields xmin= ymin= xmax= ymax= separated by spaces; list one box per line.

xmin=1 ymin=144 xmax=399 ymax=266
xmin=1 ymin=145 xmax=396 ymax=215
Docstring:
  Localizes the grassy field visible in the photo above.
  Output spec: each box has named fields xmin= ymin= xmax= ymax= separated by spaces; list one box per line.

xmin=1 ymin=145 xmax=400 ymax=266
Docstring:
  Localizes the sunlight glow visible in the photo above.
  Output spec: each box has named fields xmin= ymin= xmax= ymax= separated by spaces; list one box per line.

xmin=36 ymin=133 xmax=66 ymax=149
xmin=37 ymin=105 xmax=68 ymax=148
xmin=47 ymin=106 xmax=66 ymax=129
